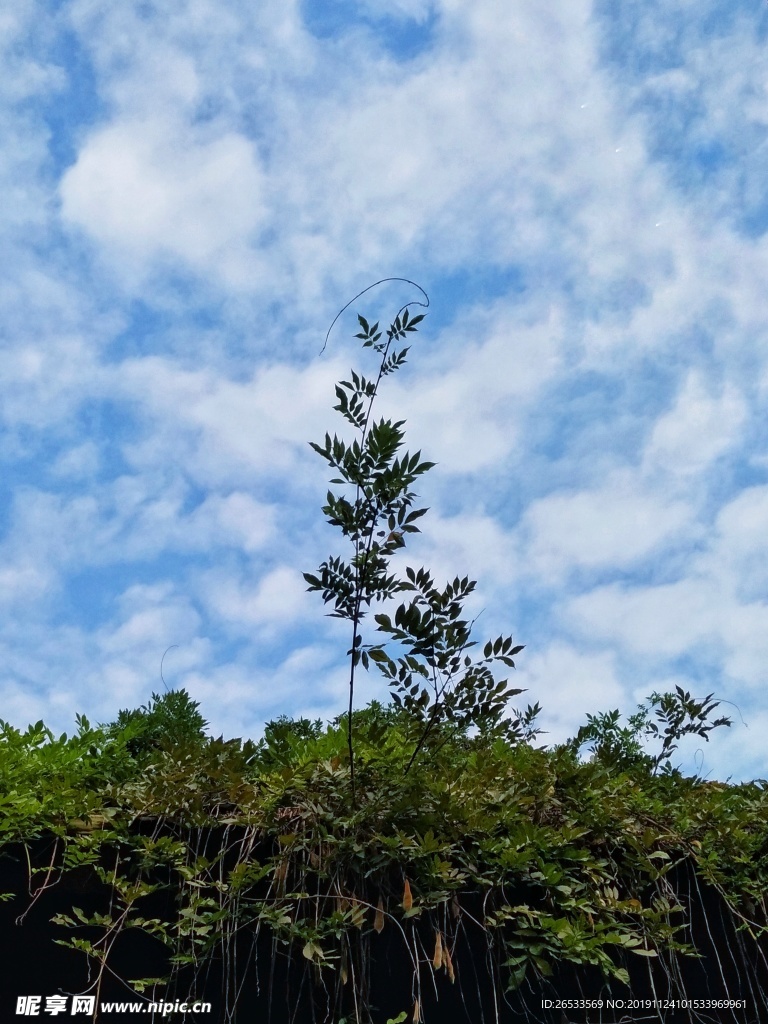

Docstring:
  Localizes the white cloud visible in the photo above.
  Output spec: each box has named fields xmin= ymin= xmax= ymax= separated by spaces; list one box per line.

xmin=566 ymin=578 xmax=719 ymax=660
xmin=520 ymin=643 xmax=625 ymax=745
xmin=643 ymin=371 xmax=746 ymax=478
xmin=60 ymin=119 xmax=267 ymax=285
xmin=99 ymin=583 xmax=200 ymax=655
xmin=390 ymin=302 xmax=565 ymax=472
xmin=113 ymin=353 xmax=346 ymax=490
xmin=0 ymin=474 xmax=282 ymax=584
xmin=0 ymin=683 xmax=51 ymax=733
xmin=410 ymin=511 xmax=519 ymax=593
xmin=186 ymin=492 xmax=276 ymax=553
xmin=565 ymin=571 xmax=768 ymax=694
xmin=80 ymin=584 xmax=210 ymax=712
xmin=519 ymin=472 xmax=693 ymax=584
xmin=200 ymin=564 xmax=311 ymax=635
xmin=0 ymin=335 xmax=107 ymax=432
xmin=0 ymin=564 xmax=55 ymax=609
xmin=51 ymin=441 xmax=102 ymax=480
xmin=713 ymin=484 xmax=768 ymax=578
xmin=182 ymin=642 xmax=349 ymax=740
xmin=556 ymin=471 xmax=768 ymax=703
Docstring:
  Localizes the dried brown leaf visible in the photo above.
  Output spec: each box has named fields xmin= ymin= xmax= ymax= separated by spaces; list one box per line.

xmin=340 ymin=950 xmax=348 ymax=986
xmin=402 ymin=878 xmax=413 ymax=912
xmin=443 ymin=943 xmax=455 ymax=983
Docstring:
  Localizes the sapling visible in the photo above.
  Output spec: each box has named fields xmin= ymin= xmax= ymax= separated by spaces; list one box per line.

xmin=304 ymin=298 xmax=537 ymax=804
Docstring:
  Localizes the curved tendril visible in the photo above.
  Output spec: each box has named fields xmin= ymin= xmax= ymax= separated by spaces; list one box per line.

xmin=320 ymin=277 xmax=429 ymax=355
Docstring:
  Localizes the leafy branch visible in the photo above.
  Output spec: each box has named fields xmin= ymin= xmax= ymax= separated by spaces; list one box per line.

xmin=304 ymin=300 xmax=536 ymax=802
xmin=572 ymin=686 xmax=731 ymax=775
xmin=304 ymin=307 xmax=429 ymax=803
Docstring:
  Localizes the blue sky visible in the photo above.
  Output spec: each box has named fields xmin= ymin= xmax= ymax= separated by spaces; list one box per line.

xmin=3 ymin=0 xmax=768 ymax=781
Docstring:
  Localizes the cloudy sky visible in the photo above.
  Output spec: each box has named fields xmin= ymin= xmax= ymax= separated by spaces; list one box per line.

xmin=3 ymin=0 xmax=768 ymax=780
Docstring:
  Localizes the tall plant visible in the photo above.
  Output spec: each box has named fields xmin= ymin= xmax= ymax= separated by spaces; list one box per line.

xmin=304 ymin=300 xmax=535 ymax=803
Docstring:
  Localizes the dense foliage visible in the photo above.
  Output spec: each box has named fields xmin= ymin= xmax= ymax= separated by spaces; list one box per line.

xmin=1 ymin=696 xmax=766 ymax=1021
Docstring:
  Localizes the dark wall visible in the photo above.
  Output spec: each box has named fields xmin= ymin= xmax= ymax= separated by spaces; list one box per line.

xmin=2 ymin=840 xmax=766 ymax=1024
